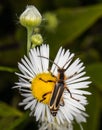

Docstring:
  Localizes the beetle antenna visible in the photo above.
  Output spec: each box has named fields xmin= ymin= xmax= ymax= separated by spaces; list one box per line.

xmin=38 ymin=56 xmax=60 ymax=69
xmin=62 ymin=59 xmax=71 ymax=71
xmin=62 ymin=56 xmax=74 ymax=71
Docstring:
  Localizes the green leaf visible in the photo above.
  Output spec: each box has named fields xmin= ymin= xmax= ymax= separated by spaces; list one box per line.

xmin=7 ymin=112 xmax=30 ymax=130
xmin=86 ymin=63 xmax=102 ymax=91
xmin=0 ymin=102 xmax=25 ymax=130
xmin=0 ymin=66 xmax=17 ymax=73
xmin=82 ymin=87 xmax=101 ymax=130
xmin=84 ymin=63 xmax=102 ymax=129
xmin=0 ymin=102 xmax=22 ymax=117
xmin=45 ymin=4 xmax=102 ymax=54
xmin=73 ymin=86 xmax=101 ymax=130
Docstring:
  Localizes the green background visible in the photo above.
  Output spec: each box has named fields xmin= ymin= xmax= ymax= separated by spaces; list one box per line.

xmin=0 ymin=0 xmax=102 ymax=130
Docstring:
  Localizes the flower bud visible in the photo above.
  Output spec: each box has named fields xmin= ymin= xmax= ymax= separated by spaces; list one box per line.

xmin=20 ymin=5 xmax=42 ymax=28
xmin=31 ymin=34 xmax=43 ymax=47
xmin=44 ymin=12 xmax=58 ymax=31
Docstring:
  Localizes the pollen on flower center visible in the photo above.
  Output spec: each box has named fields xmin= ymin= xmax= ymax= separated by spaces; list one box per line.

xmin=31 ymin=72 xmax=57 ymax=104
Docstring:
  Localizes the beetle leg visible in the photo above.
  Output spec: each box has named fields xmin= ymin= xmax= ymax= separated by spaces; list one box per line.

xmin=66 ymin=72 xmax=77 ymax=80
xmin=65 ymin=87 xmax=79 ymax=101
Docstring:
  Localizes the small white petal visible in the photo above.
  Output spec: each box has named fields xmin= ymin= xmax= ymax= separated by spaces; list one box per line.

xmin=57 ymin=111 xmax=64 ymax=124
xmin=78 ymin=66 xmax=85 ymax=73
xmin=21 ymin=93 xmax=32 ymax=97
xmin=23 ymin=56 xmax=36 ymax=76
xmin=19 ymin=88 xmax=31 ymax=93
xmin=67 ymin=76 xmax=90 ymax=84
xmin=30 ymin=48 xmax=42 ymax=73
xmin=67 ymin=81 xmax=91 ymax=89
xmin=19 ymin=102 xmax=27 ymax=106
xmin=21 ymin=58 xmax=35 ymax=76
xmin=23 ymin=96 xmax=34 ymax=103
xmin=15 ymin=82 xmax=31 ymax=88
xmin=24 ymin=99 xmax=35 ymax=110
xmin=30 ymin=99 xmax=37 ymax=110
xmin=41 ymin=104 xmax=46 ymax=121
xmin=18 ymin=63 xmax=34 ymax=78
xmin=75 ymin=112 xmax=88 ymax=123
xmin=29 ymin=49 xmax=39 ymax=74
xmin=36 ymin=103 xmax=44 ymax=121
xmin=15 ymin=72 xmax=32 ymax=80
xmin=66 ymin=58 xmax=81 ymax=76
xmin=60 ymin=106 xmax=71 ymax=123
xmin=40 ymin=44 xmax=49 ymax=72
xmin=66 ymin=72 xmax=86 ymax=82
xmin=46 ymin=105 xmax=52 ymax=122
xmin=34 ymin=103 xmax=41 ymax=121
xmin=71 ymin=89 xmax=91 ymax=95
xmin=65 ymin=100 xmax=81 ymax=114
xmin=68 ymin=99 xmax=85 ymax=111
xmin=56 ymin=114 xmax=60 ymax=124
xmin=13 ymin=86 xmax=19 ymax=88
xmin=51 ymin=47 xmax=62 ymax=74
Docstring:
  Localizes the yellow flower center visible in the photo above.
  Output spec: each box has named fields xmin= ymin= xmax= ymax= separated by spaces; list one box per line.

xmin=31 ymin=72 xmax=57 ymax=104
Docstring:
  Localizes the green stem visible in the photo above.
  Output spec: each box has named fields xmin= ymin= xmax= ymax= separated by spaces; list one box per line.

xmin=27 ymin=27 xmax=33 ymax=55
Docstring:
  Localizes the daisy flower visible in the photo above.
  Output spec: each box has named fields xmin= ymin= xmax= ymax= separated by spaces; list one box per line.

xmin=14 ymin=44 xmax=91 ymax=130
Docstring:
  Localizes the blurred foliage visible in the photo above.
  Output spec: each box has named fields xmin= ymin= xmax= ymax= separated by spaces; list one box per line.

xmin=0 ymin=0 xmax=102 ymax=130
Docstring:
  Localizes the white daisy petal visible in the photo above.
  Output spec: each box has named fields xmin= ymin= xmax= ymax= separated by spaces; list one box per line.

xmin=34 ymin=49 xmax=42 ymax=70
xmin=46 ymin=105 xmax=52 ymax=122
xmin=65 ymin=58 xmax=81 ymax=76
xmin=60 ymin=106 xmax=71 ymax=123
xmin=29 ymin=49 xmax=39 ymax=74
xmin=13 ymin=85 xmax=19 ymax=88
xmin=19 ymin=102 xmax=27 ymax=106
xmin=68 ymin=99 xmax=86 ymax=111
xmin=15 ymin=72 xmax=32 ymax=80
xmin=67 ymin=72 xmax=86 ymax=82
xmin=67 ymin=104 xmax=81 ymax=116
xmin=18 ymin=63 xmax=34 ymax=78
xmin=36 ymin=103 xmax=44 ymax=121
xmin=75 ymin=112 xmax=88 ymax=123
xmin=30 ymin=47 xmax=42 ymax=73
xmin=51 ymin=47 xmax=62 ymax=74
xmin=24 ymin=99 xmax=35 ymax=110
xmin=40 ymin=44 xmax=49 ymax=72
xmin=68 ymin=81 xmax=91 ymax=89
xmin=21 ymin=58 xmax=35 ymax=76
xmin=23 ymin=96 xmax=34 ymax=103
xmin=41 ymin=104 xmax=46 ymax=121
xmin=56 ymin=114 xmax=60 ymax=124
xmin=30 ymin=99 xmax=37 ymax=111
xmin=19 ymin=87 xmax=31 ymax=92
xmin=57 ymin=111 xmax=64 ymax=124
xmin=68 ymin=76 xmax=90 ymax=84
xmin=15 ymin=82 xmax=31 ymax=88
xmin=18 ymin=77 xmax=29 ymax=84
xmin=34 ymin=103 xmax=42 ymax=121
xmin=78 ymin=66 xmax=85 ymax=73
xmin=23 ymin=55 xmax=36 ymax=76
xmin=71 ymin=89 xmax=91 ymax=95
xmin=21 ymin=93 xmax=32 ymax=97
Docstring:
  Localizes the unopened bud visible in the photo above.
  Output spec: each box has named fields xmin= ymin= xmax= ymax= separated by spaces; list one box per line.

xmin=20 ymin=5 xmax=42 ymax=28
xmin=44 ymin=12 xmax=58 ymax=31
xmin=31 ymin=34 xmax=43 ymax=47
